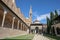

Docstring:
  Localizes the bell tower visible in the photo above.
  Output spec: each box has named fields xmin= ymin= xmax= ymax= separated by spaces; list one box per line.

xmin=12 ymin=0 xmax=15 ymax=3
xmin=29 ymin=5 xmax=32 ymax=24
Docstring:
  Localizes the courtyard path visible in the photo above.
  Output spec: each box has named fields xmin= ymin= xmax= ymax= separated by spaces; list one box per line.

xmin=32 ymin=34 xmax=50 ymax=40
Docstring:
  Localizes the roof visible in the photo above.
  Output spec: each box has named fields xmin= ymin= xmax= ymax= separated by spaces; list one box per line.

xmin=34 ymin=19 xmax=40 ymax=22
xmin=30 ymin=23 xmax=43 ymax=26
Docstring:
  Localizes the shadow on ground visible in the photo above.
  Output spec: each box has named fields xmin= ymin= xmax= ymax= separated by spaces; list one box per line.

xmin=2 ymin=34 xmax=34 ymax=40
xmin=43 ymin=34 xmax=60 ymax=40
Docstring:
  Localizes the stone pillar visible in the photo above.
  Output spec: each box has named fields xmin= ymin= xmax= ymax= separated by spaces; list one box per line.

xmin=42 ymin=25 xmax=43 ymax=33
xmin=26 ymin=26 xmax=27 ymax=31
xmin=22 ymin=24 xmax=23 ymax=30
xmin=22 ymin=24 xmax=24 ymax=30
xmin=54 ymin=26 xmax=57 ymax=35
xmin=23 ymin=25 xmax=25 ymax=31
xmin=25 ymin=26 xmax=26 ymax=31
xmin=2 ymin=10 xmax=7 ymax=28
xmin=21 ymin=23 xmax=22 ymax=30
xmin=23 ymin=25 xmax=24 ymax=31
xmin=35 ymin=30 xmax=36 ymax=34
xmin=17 ymin=20 xmax=19 ymax=29
xmin=12 ymin=17 xmax=15 ymax=29
xmin=24 ymin=25 xmax=25 ymax=31
xmin=19 ymin=22 xmax=21 ymax=30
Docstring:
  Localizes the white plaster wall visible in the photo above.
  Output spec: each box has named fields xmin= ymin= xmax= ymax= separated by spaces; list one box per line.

xmin=31 ymin=25 xmax=42 ymax=29
xmin=31 ymin=26 xmax=35 ymax=29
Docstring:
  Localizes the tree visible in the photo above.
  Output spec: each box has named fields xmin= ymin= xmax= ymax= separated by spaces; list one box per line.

xmin=55 ymin=10 xmax=58 ymax=18
xmin=50 ymin=12 xmax=54 ymax=25
xmin=46 ymin=10 xmax=59 ymax=34
xmin=47 ymin=12 xmax=54 ymax=34
xmin=47 ymin=17 xmax=51 ymax=34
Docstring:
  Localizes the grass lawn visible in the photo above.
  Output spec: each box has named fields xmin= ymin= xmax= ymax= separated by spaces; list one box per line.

xmin=3 ymin=34 xmax=35 ymax=40
xmin=43 ymin=34 xmax=60 ymax=40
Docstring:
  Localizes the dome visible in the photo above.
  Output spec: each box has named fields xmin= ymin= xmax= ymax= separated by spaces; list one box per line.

xmin=35 ymin=19 xmax=40 ymax=22
xmin=33 ymin=19 xmax=40 ymax=24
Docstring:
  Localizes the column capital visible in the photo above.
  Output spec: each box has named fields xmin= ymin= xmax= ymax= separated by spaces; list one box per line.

xmin=3 ymin=7 xmax=8 ymax=14
xmin=18 ymin=20 xmax=19 ymax=22
xmin=4 ymin=10 xmax=7 ymax=14
xmin=13 ymin=17 xmax=15 ymax=19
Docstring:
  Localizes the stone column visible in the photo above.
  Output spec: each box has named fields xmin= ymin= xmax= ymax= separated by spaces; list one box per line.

xmin=22 ymin=24 xmax=23 ymax=30
xmin=24 ymin=25 xmax=25 ymax=31
xmin=54 ymin=26 xmax=57 ymax=35
xmin=22 ymin=25 xmax=24 ymax=30
xmin=23 ymin=25 xmax=25 ymax=31
xmin=19 ymin=22 xmax=21 ymax=30
xmin=26 ymin=26 xmax=27 ymax=31
xmin=25 ymin=26 xmax=26 ymax=31
xmin=23 ymin=25 xmax=24 ymax=31
xmin=42 ymin=25 xmax=43 ymax=33
xmin=2 ymin=10 xmax=7 ymax=28
xmin=17 ymin=20 xmax=19 ymax=29
xmin=21 ymin=23 xmax=22 ymax=30
xmin=12 ymin=17 xmax=15 ymax=29
xmin=23 ymin=25 xmax=25 ymax=30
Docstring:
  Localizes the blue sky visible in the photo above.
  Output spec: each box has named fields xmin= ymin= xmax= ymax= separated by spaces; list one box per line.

xmin=15 ymin=0 xmax=60 ymax=24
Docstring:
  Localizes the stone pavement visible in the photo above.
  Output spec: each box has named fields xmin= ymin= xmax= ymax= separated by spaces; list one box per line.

xmin=32 ymin=34 xmax=50 ymax=40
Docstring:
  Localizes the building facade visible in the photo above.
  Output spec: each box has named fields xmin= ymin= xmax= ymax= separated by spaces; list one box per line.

xmin=30 ymin=20 xmax=43 ymax=34
xmin=0 ymin=0 xmax=47 ymax=35
xmin=51 ymin=15 xmax=60 ymax=36
xmin=0 ymin=0 xmax=32 ymax=31
xmin=30 ymin=19 xmax=47 ymax=34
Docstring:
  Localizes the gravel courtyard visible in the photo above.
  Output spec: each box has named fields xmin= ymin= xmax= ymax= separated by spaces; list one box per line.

xmin=32 ymin=34 xmax=55 ymax=40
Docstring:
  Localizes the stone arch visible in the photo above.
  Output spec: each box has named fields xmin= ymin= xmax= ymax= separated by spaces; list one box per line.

xmin=35 ymin=27 xmax=39 ymax=34
xmin=4 ymin=11 xmax=13 ymax=28
xmin=56 ymin=27 xmax=60 ymax=35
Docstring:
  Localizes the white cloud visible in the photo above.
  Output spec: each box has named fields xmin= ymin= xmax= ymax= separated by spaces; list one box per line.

xmin=32 ymin=11 xmax=51 ymax=23
xmin=32 ymin=10 xmax=60 ymax=23
xmin=36 ymin=13 xmax=50 ymax=21
xmin=36 ymin=10 xmax=60 ymax=21
xmin=26 ymin=17 xmax=29 ymax=19
xmin=33 ymin=11 xmax=50 ymax=21
xmin=57 ymin=10 xmax=60 ymax=15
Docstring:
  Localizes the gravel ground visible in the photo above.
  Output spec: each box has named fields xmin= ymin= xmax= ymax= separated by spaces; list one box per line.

xmin=32 ymin=34 xmax=51 ymax=40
